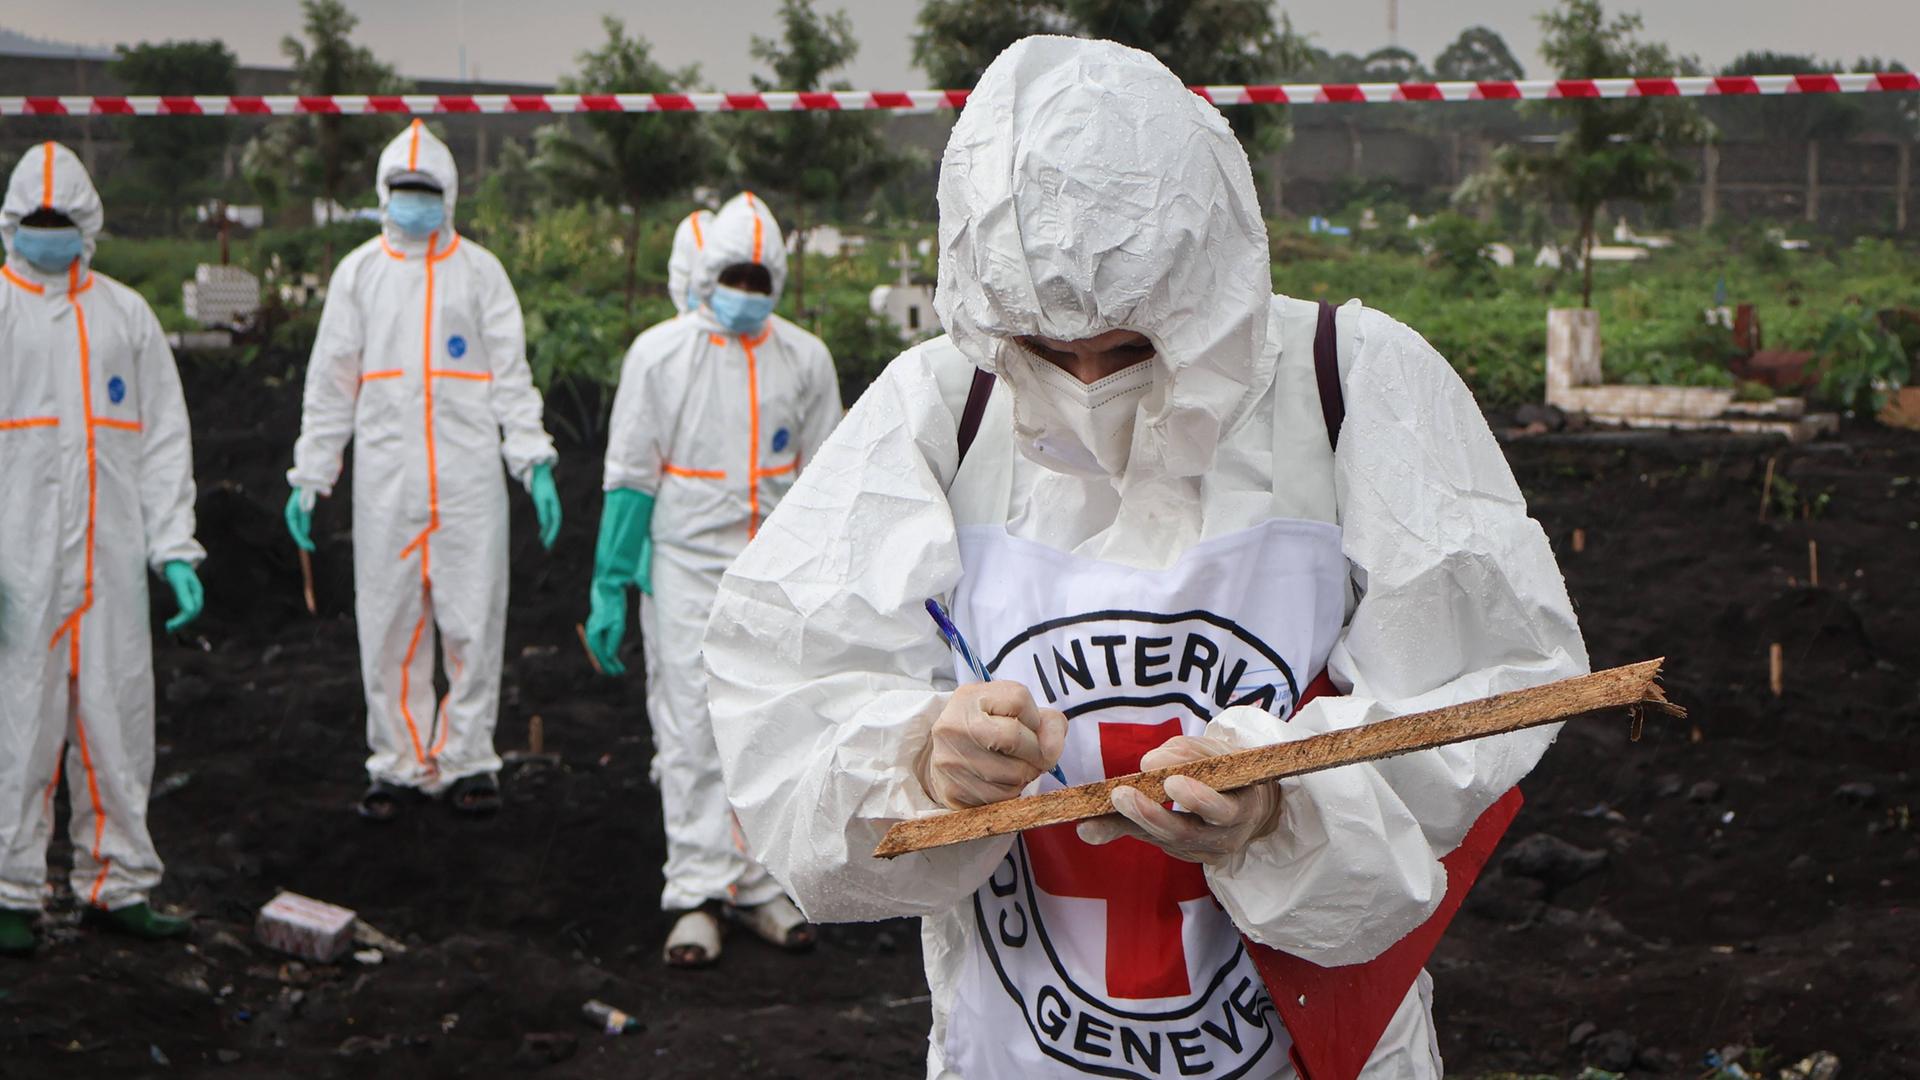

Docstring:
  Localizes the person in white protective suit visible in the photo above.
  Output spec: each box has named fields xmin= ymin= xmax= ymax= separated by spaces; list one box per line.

xmin=286 ymin=120 xmax=561 ymax=821
xmin=585 ymin=191 xmax=843 ymax=968
xmin=703 ymin=38 xmax=1589 ymax=1080
xmin=0 ymin=142 xmax=207 ymax=954
xmin=667 ymin=208 xmax=714 ymax=315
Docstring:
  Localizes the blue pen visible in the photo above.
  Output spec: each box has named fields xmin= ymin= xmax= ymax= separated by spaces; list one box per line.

xmin=926 ymin=598 xmax=1067 ymax=786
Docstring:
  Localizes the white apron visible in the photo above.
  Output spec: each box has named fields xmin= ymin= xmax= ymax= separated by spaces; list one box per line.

xmin=943 ymin=517 xmax=1347 ymax=1079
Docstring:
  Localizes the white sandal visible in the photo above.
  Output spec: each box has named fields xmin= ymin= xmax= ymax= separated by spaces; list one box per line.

xmin=728 ymin=894 xmax=815 ymax=952
xmin=663 ymin=905 xmax=724 ymax=968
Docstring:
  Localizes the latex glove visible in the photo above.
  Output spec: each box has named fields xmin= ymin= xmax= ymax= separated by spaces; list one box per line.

xmin=529 ymin=462 xmax=562 ymax=550
xmin=585 ymin=488 xmax=654 ymax=676
xmin=913 ymin=681 xmax=1068 ymax=810
xmin=284 ymin=487 xmax=317 ymax=552
xmin=1077 ymin=735 xmax=1281 ymax=869
xmin=161 ymin=560 xmax=204 ymax=633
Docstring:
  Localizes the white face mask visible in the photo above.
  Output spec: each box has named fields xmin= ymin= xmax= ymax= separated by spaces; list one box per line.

xmin=1018 ymin=351 xmax=1155 ymax=477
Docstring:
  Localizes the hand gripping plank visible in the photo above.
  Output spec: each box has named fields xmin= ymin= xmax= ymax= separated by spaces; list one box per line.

xmin=874 ymin=659 xmax=1682 ymax=858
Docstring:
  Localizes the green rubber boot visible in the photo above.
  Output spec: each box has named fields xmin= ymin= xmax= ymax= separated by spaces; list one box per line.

xmin=84 ymin=902 xmax=190 ymax=941
xmin=0 ymin=908 xmax=37 ymax=956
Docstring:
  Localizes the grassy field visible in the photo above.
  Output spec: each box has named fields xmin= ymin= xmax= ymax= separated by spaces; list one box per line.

xmin=90 ymin=210 xmax=1918 ymax=412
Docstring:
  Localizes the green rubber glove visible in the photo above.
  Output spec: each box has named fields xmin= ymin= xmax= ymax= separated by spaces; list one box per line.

xmin=530 ymin=462 xmax=562 ymax=551
xmin=284 ymin=488 xmax=316 ymax=552
xmin=161 ymin=561 xmax=203 ymax=633
xmin=585 ymin=488 xmax=654 ymax=677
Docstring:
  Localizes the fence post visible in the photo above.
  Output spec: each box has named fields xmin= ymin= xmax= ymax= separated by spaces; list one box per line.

xmin=1805 ymin=140 xmax=1820 ymax=226
xmin=1701 ymin=143 xmax=1719 ymax=228
xmin=1899 ymin=141 xmax=1911 ymax=233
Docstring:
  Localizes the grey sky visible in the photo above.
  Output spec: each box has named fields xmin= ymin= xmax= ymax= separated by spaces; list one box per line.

xmin=3 ymin=1 xmax=1912 ymax=89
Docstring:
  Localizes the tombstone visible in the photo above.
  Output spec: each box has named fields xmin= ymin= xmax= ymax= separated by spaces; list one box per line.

xmin=1545 ymin=309 xmax=1603 ymax=399
xmin=182 ymin=264 xmax=261 ymax=328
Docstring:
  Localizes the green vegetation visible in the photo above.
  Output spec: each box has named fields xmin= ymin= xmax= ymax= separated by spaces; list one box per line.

xmin=62 ymin=0 xmax=1919 ymax=422
xmin=1464 ymin=0 xmax=1709 ymax=307
xmin=729 ymin=0 xmax=912 ymax=313
xmin=92 ymin=206 xmax=1916 ymax=416
xmin=536 ymin=17 xmax=719 ymax=313
xmin=240 ymin=0 xmax=410 ymax=225
xmin=1266 ymin=220 xmax=1916 ymax=408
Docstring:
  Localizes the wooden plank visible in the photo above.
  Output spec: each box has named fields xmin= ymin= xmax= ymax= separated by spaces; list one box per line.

xmin=874 ymin=660 xmax=1682 ymax=859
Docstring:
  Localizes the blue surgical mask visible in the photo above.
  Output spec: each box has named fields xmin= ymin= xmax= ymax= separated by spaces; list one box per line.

xmin=708 ymin=284 xmax=776 ymax=335
xmin=387 ymin=190 xmax=446 ymax=238
xmin=11 ymin=225 xmax=84 ymax=274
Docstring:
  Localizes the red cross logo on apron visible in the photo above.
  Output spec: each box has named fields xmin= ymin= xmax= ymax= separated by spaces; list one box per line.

xmin=1024 ymin=717 xmax=1212 ymax=1000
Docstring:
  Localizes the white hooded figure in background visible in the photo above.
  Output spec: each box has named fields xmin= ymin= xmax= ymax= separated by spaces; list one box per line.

xmin=704 ymin=37 xmax=1587 ymax=1079
xmin=667 ymin=208 xmax=714 ymax=315
xmin=286 ymin=120 xmax=560 ymax=820
xmin=585 ymin=191 xmax=842 ymax=968
xmin=0 ymin=142 xmax=205 ymax=952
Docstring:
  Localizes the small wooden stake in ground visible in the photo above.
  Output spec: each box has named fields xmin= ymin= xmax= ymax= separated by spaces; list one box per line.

xmin=575 ymin=623 xmax=604 ymax=676
xmin=1572 ymin=528 xmax=1587 ymax=554
xmin=1808 ymin=540 xmax=1819 ymax=587
xmin=875 ymin=659 xmax=1684 ymax=859
xmin=299 ymin=549 xmax=316 ymax=616
xmin=1770 ymin=643 xmax=1785 ymax=697
xmin=529 ymin=715 xmax=545 ymax=755
xmin=1759 ymin=456 xmax=1777 ymax=521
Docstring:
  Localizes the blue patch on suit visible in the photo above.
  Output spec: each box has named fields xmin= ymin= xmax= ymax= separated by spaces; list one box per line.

xmin=108 ymin=376 xmax=126 ymax=404
xmin=772 ymin=427 xmax=791 ymax=453
xmin=447 ymin=334 xmax=468 ymax=358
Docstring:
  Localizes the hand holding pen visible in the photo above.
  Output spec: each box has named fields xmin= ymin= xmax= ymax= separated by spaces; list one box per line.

xmin=925 ymin=599 xmax=1069 ymax=790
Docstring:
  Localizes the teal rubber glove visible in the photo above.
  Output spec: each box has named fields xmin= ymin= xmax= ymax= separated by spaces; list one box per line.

xmin=530 ymin=462 xmax=562 ymax=551
xmin=161 ymin=561 xmax=203 ymax=633
xmin=584 ymin=488 xmax=654 ymax=676
xmin=284 ymin=488 xmax=316 ymax=552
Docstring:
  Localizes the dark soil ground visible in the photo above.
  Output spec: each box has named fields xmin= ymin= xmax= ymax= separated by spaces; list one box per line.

xmin=0 ymin=361 xmax=1914 ymax=1079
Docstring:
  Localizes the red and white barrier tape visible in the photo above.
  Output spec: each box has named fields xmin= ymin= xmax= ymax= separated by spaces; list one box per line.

xmin=2 ymin=73 xmax=1915 ymax=117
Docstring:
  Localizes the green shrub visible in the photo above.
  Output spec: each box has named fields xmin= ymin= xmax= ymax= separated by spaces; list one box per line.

xmin=1816 ymin=304 xmax=1911 ymax=412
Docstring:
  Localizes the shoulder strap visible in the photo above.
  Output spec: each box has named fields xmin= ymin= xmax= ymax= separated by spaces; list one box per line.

xmin=955 ymin=367 xmax=996 ymax=470
xmin=1314 ymin=300 xmax=1346 ymax=452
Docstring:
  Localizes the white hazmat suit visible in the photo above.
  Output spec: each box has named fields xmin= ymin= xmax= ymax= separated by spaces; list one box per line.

xmin=704 ymin=38 xmax=1588 ymax=1079
xmin=289 ymin=120 xmax=557 ymax=794
xmin=0 ymin=142 xmax=203 ymax=912
xmin=603 ymin=192 xmax=843 ymax=911
xmin=667 ymin=208 xmax=714 ymax=315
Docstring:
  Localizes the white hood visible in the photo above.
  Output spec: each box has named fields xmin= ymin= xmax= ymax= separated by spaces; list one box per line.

xmin=668 ymin=208 xmax=715 ymax=314
xmin=689 ymin=191 xmax=788 ymax=310
xmin=375 ymin=120 xmax=459 ymax=238
xmin=2 ymin=141 xmax=105 ymax=270
xmin=933 ymin=36 xmax=1273 ymax=481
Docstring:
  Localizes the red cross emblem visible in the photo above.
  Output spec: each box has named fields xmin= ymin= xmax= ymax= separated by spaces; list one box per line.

xmin=1025 ymin=717 xmax=1214 ymax=1000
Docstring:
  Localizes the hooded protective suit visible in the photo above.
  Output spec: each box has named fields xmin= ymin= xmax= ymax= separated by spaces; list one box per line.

xmin=0 ymin=142 xmax=203 ymax=911
xmin=289 ymin=120 xmax=557 ymax=794
xmin=704 ymin=38 xmax=1587 ymax=1079
xmin=666 ymin=208 xmax=714 ymax=315
xmin=599 ymin=191 xmax=842 ymax=911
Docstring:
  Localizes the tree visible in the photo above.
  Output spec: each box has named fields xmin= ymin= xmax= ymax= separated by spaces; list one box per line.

xmin=1710 ymin=51 xmax=1918 ymax=142
xmin=1355 ymin=45 xmax=1427 ymax=83
xmin=241 ymin=0 xmax=408 ymax=274
xmin=728 ymin=0 xmax=909 ymax=315
xmin=912 ymin=0 xmax=1062 ymax=89
xmin=110 ymin=40 xmax=238 ymax=232
xmin=243 ymin=1 xmax=408 ymax=221
xmin=1433 ymin=26 xmax=1525 ymax=82
xmin=1470 ymin=0 xmax=1708 ymax=307
xmin=910 ymin=0 xmax=1307 ymax=158
xmin=1850 ymin=57 xmax=1919 ymax=140
xmin=537 ymin=17 xmax=719 ymax=313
